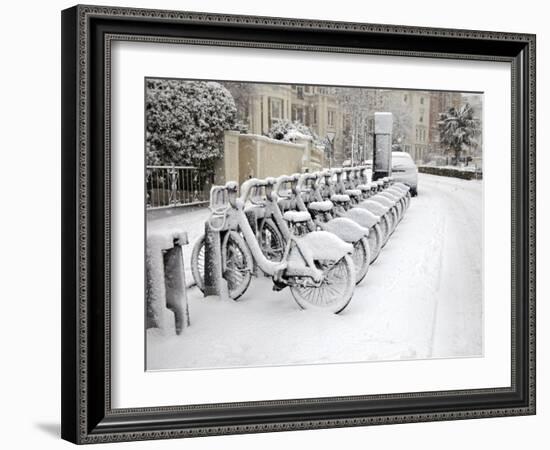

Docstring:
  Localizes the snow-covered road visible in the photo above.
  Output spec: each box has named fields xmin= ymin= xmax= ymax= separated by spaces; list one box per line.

xmin=147 ymin=173 xmax=483 ymax=370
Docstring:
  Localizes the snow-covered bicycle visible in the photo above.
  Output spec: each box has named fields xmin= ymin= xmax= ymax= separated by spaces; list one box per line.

xmin=293 ymin=173 xmax=371 ymax=283
xmin=316 ymin=169 xmax=387 ymax=258
xmin=331 ymin=169 xmax=405 ymax=243
xmin=191 ymin=181 xmax=357 ymax=313
xmin=268 ymin=174 xmax=371 ymax=284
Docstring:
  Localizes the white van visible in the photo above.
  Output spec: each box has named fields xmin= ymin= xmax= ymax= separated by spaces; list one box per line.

xmin=391 ymin=151 xmax=418 ymax=196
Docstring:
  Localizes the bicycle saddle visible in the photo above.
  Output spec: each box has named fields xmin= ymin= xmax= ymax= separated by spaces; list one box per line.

xmin=308 ymin=200 xmax=333 ymax=212
xmin=330 ymin=194 xmax=351 ymax=203
xmin=344 ymin=189 xmax=362 ymax=198
xmin=283 ymin=210 xmax=312 ymax=223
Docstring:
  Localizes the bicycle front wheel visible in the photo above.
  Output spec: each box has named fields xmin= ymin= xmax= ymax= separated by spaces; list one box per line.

xmin=258 ymin=218 xmax=285 ymax=262
xmin=290 ymin=254 xmax=356 ymax=314
xmin=190 ymin=232 xmax=253 ymax=300
xmin=368 ymin=223 xmax=382 ymax=263
xmin=190 ymin=234 xmax=206 ymax=292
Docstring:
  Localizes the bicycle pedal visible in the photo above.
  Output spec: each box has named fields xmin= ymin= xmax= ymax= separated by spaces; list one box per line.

xmin=272 ymin=280 xmax=286 ymax=291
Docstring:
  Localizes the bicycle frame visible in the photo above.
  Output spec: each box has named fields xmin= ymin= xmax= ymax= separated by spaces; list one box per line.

xmin=227 ymin=181 xmax=352 ymax=285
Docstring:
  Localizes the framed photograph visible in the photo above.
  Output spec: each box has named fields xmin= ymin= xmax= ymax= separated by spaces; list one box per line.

xmin=61 ymin=4 xmax=536 ymax=444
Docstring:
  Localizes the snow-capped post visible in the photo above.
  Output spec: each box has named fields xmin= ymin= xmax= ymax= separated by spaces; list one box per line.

xmin=146 ymin=230 xmax=190 ymax=335
xmin=163 ymin=236 xmax=191 ymax=334
xmin=203 ymin=221 xmax=225 ymax=296
xmin=372 ymin=112 xmax=393 ymax=181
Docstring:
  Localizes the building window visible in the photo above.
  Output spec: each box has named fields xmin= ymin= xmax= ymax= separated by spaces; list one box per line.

xmin=312 ymin=108 xmax=317 ymax=125
xmin=296 ymin=107 xmax=304 ymax=123
xmin=417 ymin=128 xmax=426 ymax=142
xmin=404 ymin=94 xmax=408 ymax=103
xmin=296 ymin=86 xmax=304 ymax=100
xmin=328 ymin=110 xmax=336 ymax=127
xmin=269 ymin=97 xmax=284 ymax=125
xmin=420 ymin=97 xmax=424 ymax=105
xmin=304 ymin=86 xmax=311 ymax=94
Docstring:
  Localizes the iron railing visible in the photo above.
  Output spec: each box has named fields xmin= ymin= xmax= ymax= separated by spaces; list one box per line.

xmin=146 ymin=165 xmax=212 ymax=209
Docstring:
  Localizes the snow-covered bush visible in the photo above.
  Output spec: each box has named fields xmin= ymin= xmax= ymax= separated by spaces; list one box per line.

xmin=146 ymin=80 xmax=237 ymax=167
xmin=267 ymin=119 xmax=321 ymax=145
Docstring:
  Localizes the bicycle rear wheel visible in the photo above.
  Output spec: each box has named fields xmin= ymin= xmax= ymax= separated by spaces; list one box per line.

xmin=290 ymin=254 xmax=356 ymax=314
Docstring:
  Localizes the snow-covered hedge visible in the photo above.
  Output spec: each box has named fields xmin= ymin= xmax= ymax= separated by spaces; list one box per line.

xmin=418 ymin=165 xmax=482 ymax=180
xmin=146 ymin=80 xmax=237 ymax=167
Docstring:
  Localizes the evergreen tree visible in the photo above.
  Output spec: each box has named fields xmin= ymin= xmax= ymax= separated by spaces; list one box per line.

xmin=438 ymin=103 xmax=480 ymax=165
xmin=146 ymin=80 xmax=237 ymax=168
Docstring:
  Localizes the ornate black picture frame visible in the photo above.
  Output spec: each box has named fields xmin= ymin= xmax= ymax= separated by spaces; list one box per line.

xmin=61 ymin=4 xmax=536 ymax=444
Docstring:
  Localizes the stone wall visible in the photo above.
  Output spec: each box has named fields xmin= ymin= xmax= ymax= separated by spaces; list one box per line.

xmin=214 ymin=131 xmax=325 ymax=185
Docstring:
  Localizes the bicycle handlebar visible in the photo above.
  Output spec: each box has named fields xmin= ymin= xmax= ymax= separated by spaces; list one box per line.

xmin=274 ymin=174 xmax=299 ymax=199
xmin=296 ymin=172 xmax=319 ymax=192
xmin=239 ymin=178 xmax=269 ymax=205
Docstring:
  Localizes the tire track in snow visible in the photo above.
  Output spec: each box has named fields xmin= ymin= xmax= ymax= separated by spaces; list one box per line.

xmin=420 ymin=174 xmax=483 ymax=358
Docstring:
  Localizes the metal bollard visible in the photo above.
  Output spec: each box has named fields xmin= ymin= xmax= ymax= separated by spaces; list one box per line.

xmin=146 ymin=231 xmax=190 ymax=335
xmin=163 ymin=239 xmax=190 ymax=334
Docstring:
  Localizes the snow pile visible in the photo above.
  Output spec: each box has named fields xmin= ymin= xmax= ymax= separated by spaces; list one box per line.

xmin=387 ymin=187 xmax=406 ymax=197
xmin=283 ymin=210 xmax=311 ymax=223
xmin=286 ymin=130 xmax=313 ymax=141
xmin=147 ymin=229 xmax=188 ymax=252
xmin=296 ymin=230 xmax=353 ymax=261
xmin=321 ymin=217 xmax=369 ymax=242
xmin=266 ymin=119 xmax=321 ymax=145
xmin=359 ymin=200 xmax=388 ymax=215
xmin=147 ymin=207 xmax=211 ymax=288
xmin=330 ymin=194 xmax=350 ymax=203
xmin=343 ymin=208 xmax=380 ymax=228
xmin=379 ymin=191 xmax=399 ymax=202
xmin=357 ymin=183 xmax=374 ymax=192
xmin=308 ymin=200 xmax=333 ymax=212
xmin=369 ymin=196 xmax=394 ymax=208
xmin=345 ymin=189 xmax=362 ymax=197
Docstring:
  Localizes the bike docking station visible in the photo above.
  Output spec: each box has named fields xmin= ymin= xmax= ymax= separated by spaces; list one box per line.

xmin=145 ymin=230 xmax=191 ymax=335
xmin=202 ymin=184 xmax=235 ymax=300
xmin=189 ymin=128 xmax=412 ymax=313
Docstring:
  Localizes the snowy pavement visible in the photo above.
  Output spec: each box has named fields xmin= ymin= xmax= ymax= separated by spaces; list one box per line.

xmin=146 ymin=173 xmax=483 ymax=370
